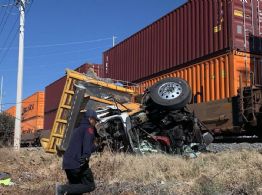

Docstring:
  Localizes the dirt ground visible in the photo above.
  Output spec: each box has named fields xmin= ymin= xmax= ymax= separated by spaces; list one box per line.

xmin=1 ymin=147 xmax=262 ymax=195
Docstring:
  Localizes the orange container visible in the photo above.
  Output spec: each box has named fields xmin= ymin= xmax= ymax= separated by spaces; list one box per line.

xmin=22 ymin=117 xmax=44 ymax=133
xmin=133 ymin=51 xmax=262 ymax=103
xmin=5 ymin=91 xmax=45 ymax=120
xmin=4 ymin=92 xmax=45 ymax=132
xmin=22 ymin=91 xmax=45 ymax=120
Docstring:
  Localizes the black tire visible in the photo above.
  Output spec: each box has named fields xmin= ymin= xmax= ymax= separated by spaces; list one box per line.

xmin=148 ymin=77 xmax=192 ymax=110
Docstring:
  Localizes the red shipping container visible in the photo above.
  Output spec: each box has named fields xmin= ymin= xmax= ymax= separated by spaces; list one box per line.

xmin=103 ymin=0 xmax=262 ymax=82
xmin=43 ymin=110 xmax=56 ymax=131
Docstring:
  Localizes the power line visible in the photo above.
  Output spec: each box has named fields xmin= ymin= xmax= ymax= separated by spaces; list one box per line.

xmin=0 ymin=1 xmax=15 ymax=37
xmin=1 ymin=49 xmax=106 ymax=72
xmin=0 ymin=0 xmax=11 ymax=31
xmin=25 ymin=45 xmax=111 ymax=60
xmin=25 ymin=0 xmax=33 ymax=15
xmin=3 ymin=113 xmax=42 ymax=130
xmin=0 ymin=23 xmax=19 ymax=66
xmin=0 ymin=0 xmax=32 ymax=67
xmin=0 ymin=37 xmax=112 ymax=51
xmin=25 ymin=37 xmax=112 ymax=49
xmin=2 ymin=101 xmax=44 ymax=108
xmin=0 ymin=14 xmax=19 ymax=55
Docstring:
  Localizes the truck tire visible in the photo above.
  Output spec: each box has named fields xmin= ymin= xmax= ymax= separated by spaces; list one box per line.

xmin=148 ymin=77 xmax=192 ymax=110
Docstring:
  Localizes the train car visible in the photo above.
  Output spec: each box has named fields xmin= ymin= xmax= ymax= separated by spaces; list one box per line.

xmin=102 ymin=0 xmax=262 ymax=137
xmin=4 ymin=91 xmax=45 ymax=146
xmin=103 ymin=0 xmax=262 ymax=83
xmin=130 ymin=50 xmax=262 ymax=136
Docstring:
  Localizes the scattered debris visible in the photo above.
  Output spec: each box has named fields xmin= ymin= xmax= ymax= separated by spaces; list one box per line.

xmin=0 ymin=172 xmax=12 ymax=186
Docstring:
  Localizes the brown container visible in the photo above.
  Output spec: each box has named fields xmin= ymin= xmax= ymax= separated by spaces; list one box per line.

xmin=44 ymin=110 xmax=56 ymax=131
xmin=103 ymin=0 xmax=262 ymax=82
xmin=44 ymin=63 xmax=102 ymax=130
xmin=132 ymin=50 xmax=262 ymax=103
xmin=45 ymin=77 xmax=66 ymax=114
xmin=5 ymin=91 xmax=45 ymax=120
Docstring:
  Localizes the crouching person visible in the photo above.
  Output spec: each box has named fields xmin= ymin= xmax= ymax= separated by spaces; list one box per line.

xmin=56 ymin=109 xmax=100 ymax=195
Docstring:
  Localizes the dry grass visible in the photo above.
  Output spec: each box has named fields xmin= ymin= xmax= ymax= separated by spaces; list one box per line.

xmin=0 ymin=147 xmax=65 ymax=195
xmin=1 ymin=148 xmax=262 ymax=194
xmin=91 ymin=150 xmax=262 ymax=194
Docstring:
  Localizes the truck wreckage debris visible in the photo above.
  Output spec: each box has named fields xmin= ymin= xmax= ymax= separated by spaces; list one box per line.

xmin=41 ymin=69 xmax=213 ymax=156
xmin=95 ymin=77 xmax=214 ymax=156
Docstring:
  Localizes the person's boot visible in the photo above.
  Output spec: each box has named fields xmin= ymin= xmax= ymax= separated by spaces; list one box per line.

xmin=55 ymin=183 xmax=64 ymax=195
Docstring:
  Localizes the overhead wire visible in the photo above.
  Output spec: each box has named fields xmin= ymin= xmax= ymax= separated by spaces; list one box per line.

xmin=0 ymin=18 xmax=19 ymax=66
xmin=0 ymin=0 xmax=33 ymax=66
xmin=0 ymin=45 xmax=107 ymax=72
xmin=0 ymin=37 xmax=113 ymax=51
xmin=25 ymin=45 xmax=111 ymax=59
xmin=0 ymin=0 xmax=11 ymax=31
xmin=0 ymin=2 xmax=5 ymax=19
xmin=1 ymin=100 xmax=44 ymax=106
xmin=24 ymin=37 xmax=112 ymax=49
xmin=0 ymin=0 xmax=15 ymax=37
xmin=3 ymin=113 xmax=42 ymax=130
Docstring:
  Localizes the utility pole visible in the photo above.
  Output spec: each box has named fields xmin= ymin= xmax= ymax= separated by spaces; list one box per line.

xmin=113 ymin=35 xmax=117 ymax=47
xmin=0 ymin=76 xmax=3 ymax=112
xmin=14 ymin=0 xmax=25 ymax=150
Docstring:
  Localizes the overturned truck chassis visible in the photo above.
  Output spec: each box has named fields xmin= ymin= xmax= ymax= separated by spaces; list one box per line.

xmin=96 ymin=107 xmax=213 ymax=155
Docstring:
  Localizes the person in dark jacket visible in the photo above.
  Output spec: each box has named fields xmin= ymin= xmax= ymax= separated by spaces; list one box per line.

xmin=56 ymin=109 xmax=100 ymax=195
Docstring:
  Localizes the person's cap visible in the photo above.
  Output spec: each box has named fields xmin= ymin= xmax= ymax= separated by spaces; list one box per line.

xmin=85 ymin=109 xmax=100 ymax=121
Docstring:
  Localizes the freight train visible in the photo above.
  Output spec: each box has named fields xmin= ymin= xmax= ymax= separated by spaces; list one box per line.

xmin=3 ymin=0 xmax=262 ymax=147
xmin=102 ymin=0 xmax=262 ymax=137
xmin=129 ymin=50 xmax=262 ymax=137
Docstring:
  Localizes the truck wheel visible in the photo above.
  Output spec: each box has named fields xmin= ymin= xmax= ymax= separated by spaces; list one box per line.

xmin=148 ymin=77 xmax=192 ymax=110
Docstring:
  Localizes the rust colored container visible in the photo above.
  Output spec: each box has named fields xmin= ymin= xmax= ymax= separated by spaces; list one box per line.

xmin=45 ymin=77 xmax=66 ymax=114
xmin=22 ymin=92 xmax=45 ymax=120
xmin=132 ymin=50 xmax=262 ymax=103
xmin=44 ymin=63 xmax=102 ymax=130
xmin=103 ymin=0 xmax=262 ymax=82
xmin=4 ymin=92 xmax=45 ymax=133
xmin=22 ymin=116 xmax=44 ymax=133
xmin=5 ymin=91 xmax=45 ymax=120
xmin=44 ymin=110 xmax=56 ymax=131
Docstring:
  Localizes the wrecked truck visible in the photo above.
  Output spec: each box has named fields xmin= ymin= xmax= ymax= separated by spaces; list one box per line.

xmin=41 ymin=69 xmax=213 ymax=155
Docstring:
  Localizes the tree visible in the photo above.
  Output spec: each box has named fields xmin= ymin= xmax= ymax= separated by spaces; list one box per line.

xmin=0 ymin=112 xmax=15 ymax=147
